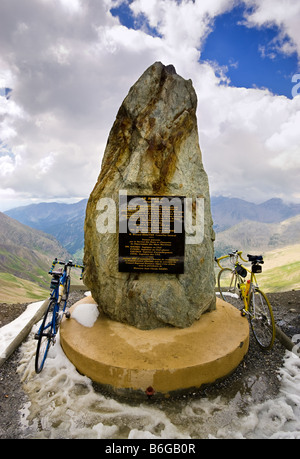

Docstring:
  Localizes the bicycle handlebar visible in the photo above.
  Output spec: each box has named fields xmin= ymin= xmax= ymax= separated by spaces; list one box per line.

xmin=215 ymin=250 xmax=264 ymax=270
xmin=49 ymin=258 xmax=85 ymax=278
xmin=214 ymin=250 xmax=248 ymax=269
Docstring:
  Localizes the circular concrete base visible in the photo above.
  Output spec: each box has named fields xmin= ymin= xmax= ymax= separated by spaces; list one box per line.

xmin=60 ymin=296 xmax=249 ymax=398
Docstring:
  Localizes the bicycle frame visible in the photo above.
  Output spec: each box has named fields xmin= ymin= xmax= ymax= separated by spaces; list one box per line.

xmin=49 ymin=263 xmax=70 ymax=303
xmin=36 ymin=278 xmax=67 ymax=345
xmin=37 ymin=260 xmax=75 ymax=341
xmin=215 ymin=250 xmax=275 ymax=350
xmin=242 ymin=272 xmax=258 ymax=317
xmin=35 ymin=258 xmax=84 ymax=373
xmin=48 ymin=258 xmax=83 ymax=306
xmin=215 ymin=250 xmax=259 ymax=313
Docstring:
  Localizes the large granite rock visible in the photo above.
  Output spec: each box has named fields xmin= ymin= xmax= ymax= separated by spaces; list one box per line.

xmin=83 ymin=62 xmax=216 ymax=329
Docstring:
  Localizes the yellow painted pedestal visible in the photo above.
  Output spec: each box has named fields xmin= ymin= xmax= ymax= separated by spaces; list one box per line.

xmin=60 ymin=296 xmax=249 ymax=398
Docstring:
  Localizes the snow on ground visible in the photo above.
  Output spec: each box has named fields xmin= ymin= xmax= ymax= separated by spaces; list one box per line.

xmin=0 ymin=301 xmax=45 ymax=365
xmin=2 ymin=299 xmax=300 ymax=439
xmin=16 ymin=311 xmax=300 ymax=439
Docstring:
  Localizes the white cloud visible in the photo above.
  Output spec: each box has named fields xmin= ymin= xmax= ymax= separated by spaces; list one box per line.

xmin=0 ymin=0 xmax=300 ymax=212
xmin=34 ymin=153 xmax=56 ymax=176
xmin=270 ymin=147 xmax=300 ymax=171
xmin=57 ymin=0 xmax=83 ymax=14
xmin=266 ymin=107 xmax=300 ymax=151
xmin=0 ymin=155 xmax=15 ymax=176
xmin=130 ymin=0 xmax=236 ymax=54
xmin=243 ymin=0 xmax=300 ymax=58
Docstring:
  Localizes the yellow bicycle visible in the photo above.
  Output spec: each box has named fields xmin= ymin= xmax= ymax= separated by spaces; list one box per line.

xmin=215 ymin=250 xmax=275 ymax=350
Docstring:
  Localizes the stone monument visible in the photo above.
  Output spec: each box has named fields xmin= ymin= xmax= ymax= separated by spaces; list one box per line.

xmin=83 ymin=62 xmax=216 ymax=329
xmin=60 ymin=63 xmax=249 ymax=398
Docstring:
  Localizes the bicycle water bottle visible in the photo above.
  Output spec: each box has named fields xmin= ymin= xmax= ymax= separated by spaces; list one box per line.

xmin=245 ymin=280 xmax=250 ymax=296
xmin=58 ymin=284 xmax=64 ymax=302
xmin=240 ymin=282 xmax=246 ymax=298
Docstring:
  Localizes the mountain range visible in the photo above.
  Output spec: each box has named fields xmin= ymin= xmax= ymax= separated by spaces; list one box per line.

xmin=5 ymin=196 xmax=300 ymax=256
xmin=211 ymin=196 xmax=300 ymax=232
xmin=214 ymin=214 xmax=300 ymax=258
xmin=211 ymin=196 xmax=300 ymax=258
xmin=1 ymin=196 xmax=299 ymax=300
xmin=0 ymin=211 xmax=70 ymax=287
xmin=5 ymin=199 xmax=87 ymax=257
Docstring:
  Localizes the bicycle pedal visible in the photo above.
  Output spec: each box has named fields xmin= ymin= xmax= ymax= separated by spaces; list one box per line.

xmin=34 ymin=333 xmax=40 ymax=340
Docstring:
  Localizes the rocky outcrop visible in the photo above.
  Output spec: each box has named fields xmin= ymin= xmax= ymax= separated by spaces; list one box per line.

xmin=83 ymin=62 xmax=215 ymax=329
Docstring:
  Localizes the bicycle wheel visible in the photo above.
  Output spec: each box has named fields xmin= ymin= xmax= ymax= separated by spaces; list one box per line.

xmin=35 ymin=299 xmax=55 ymax=373
xmin=249 ymin=288 xmax=275 ymax=350
xmin=217 ymin=268 xmax=240 ymax=302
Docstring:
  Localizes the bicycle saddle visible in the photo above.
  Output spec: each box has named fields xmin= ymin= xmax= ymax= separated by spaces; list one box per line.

xmin=51 ymin=270 xmax=63 ymax=276
xmin=247 ymin=254 xmax=264 ymax=263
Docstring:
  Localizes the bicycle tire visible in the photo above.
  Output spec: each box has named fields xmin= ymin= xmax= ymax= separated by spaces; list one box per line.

xmin=35 ymin=299 xmax=55 ymax=373
xmin=249 ymin=288 xmax=275 ymax=350
xmin=217 ymin=268 xmax=241 ymax=303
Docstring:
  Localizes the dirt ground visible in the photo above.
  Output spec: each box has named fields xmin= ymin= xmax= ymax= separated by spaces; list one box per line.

xmin=0 ymin=290 xmax=300 ymax=439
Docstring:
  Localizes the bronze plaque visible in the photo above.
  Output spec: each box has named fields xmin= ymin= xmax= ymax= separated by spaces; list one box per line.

xmin=119 ymin=196 xmax=185 ymax=274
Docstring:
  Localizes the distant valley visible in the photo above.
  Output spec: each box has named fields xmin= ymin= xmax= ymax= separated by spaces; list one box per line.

xmin=1 ymin=195 xmax=300 ymax=301
xmin=214 ymin=214 xmax=300 ymax=257
xmin=211 ymin=197 xmax=300 ymax=292
xmin=5 ymin=199 xmax=87 ymax=259
xmin=5 ymin=195 xmax=300 ymax=256
xmin=211 ymin=196 xmax=300 ymax=232
xmin=0 ymin=212 xmax=71 ymax=303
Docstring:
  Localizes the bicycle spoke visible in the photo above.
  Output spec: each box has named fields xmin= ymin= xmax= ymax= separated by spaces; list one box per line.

xmin=249 ymin=289 xmax=275 ymax=350
xmin=35 ymin=300 xmax=55 ymax=373
xmin=217 ymin=268 xmax=240 ymax=303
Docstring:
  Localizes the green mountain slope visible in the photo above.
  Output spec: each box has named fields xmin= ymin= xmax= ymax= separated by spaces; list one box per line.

xmin=5 ymin=196 xmax=300 ymax=256
xmin=0 ymin=212 xmax=72 ymax=303
xmin=0 ymin=272 xmax=50 ymax=303
xmin=3 ymin=197 xmax=300 ymax=296
xmin=214 ymin=217 xmax=300 ymax=293
xmin=214 ymin=214 xmax=300 ymax=258
xmin=5 ymin=199 xmax=87 ymax=255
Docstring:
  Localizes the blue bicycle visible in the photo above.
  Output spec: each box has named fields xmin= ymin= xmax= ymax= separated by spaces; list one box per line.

xmin=34 ymin=258 xmax=84 ymax=373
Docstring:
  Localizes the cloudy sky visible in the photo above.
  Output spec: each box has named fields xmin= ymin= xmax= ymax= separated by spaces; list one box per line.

xmin=0 ymin=0 xmax=300 ymax=211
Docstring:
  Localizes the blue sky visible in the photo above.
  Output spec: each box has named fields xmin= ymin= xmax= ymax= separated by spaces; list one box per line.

xmin=111 ymin=1 xmax=299 ymax=98
xmin=0 ymin=0 xmax=300 ymax=210
xmin=200 ymin=4 xmax=298 ymax=98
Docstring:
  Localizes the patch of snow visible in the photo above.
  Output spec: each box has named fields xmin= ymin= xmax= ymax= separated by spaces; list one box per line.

xmin=0 ymin=301 xmax=46 ymax=364
xmin=71 ymin=303 xmax=99 ymax=328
